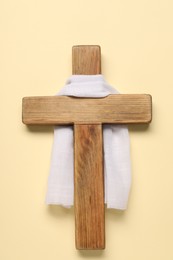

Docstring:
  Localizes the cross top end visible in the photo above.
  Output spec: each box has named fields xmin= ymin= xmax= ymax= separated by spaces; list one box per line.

xmin=72 ymin=45 xmax=101 ymax=75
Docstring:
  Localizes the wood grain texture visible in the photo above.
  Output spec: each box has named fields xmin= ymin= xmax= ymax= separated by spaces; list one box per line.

xmin=72 ymin=45 xmax=101 ymax=75
xmin=22 ymin=94 xmax=152 ymax=125
xmin=74 ymin=124 xmax=105 ymax=249
xmin=73 ymin=46 xmax=105 ymax=250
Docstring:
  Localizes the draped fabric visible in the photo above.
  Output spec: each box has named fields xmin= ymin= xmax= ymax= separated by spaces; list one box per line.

xmin=46 ymin=75 xmax=131 ymax=209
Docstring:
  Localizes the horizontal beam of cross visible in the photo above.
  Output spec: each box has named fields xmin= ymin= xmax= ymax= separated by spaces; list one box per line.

xmin=22 ymin=94 xmax=152 ymax=125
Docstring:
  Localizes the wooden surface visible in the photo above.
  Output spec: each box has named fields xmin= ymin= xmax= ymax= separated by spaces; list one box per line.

xmin=72 ymin=45 xmax=104 ymax=249
xmin=72 ymin=45 xmax=101 ymax=75
xmin=22 ymin=94 xmax=152 ymax=125
xmin=74 ymin=124 xmax=105 ymax=249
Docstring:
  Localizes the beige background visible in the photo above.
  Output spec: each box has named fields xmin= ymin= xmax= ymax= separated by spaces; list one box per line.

xmin=1 ymin=0 xmax=173 ymax=259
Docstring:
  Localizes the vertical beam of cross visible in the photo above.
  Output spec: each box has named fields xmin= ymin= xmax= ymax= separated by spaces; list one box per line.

xmin=73 ymin=46 xmax=105 ymax=249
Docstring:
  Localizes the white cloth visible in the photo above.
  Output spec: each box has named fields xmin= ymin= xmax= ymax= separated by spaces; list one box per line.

xmin=46 ymin=75 xmax=131 ymax=209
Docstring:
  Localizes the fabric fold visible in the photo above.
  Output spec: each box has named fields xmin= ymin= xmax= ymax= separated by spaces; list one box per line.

xmin=46 ymin=75 xmax=131 ymax=210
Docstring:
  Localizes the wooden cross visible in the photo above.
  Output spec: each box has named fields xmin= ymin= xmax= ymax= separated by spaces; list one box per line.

xmin=22 ymin=45 xmax=152 ymax=250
